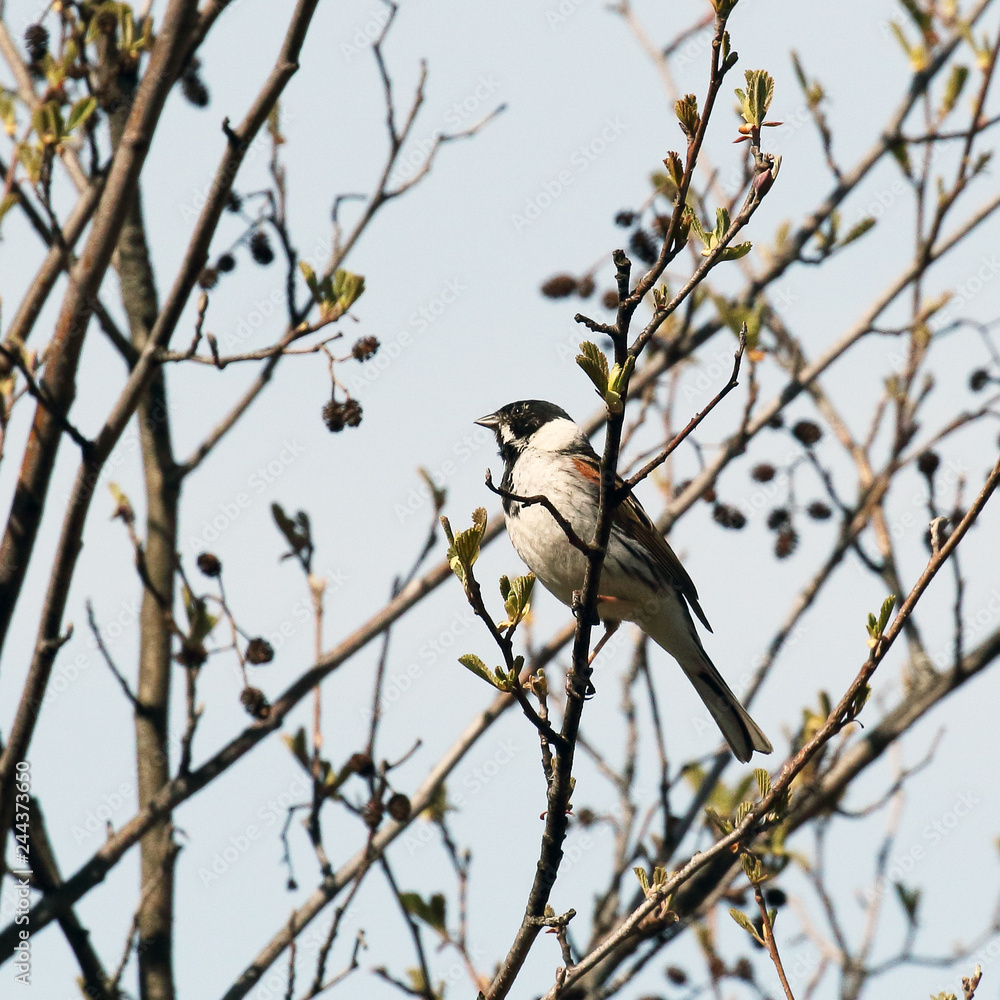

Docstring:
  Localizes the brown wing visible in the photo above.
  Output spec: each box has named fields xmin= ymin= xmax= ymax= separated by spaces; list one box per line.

xmin=571 ymin=455 xmax=712 ymax=632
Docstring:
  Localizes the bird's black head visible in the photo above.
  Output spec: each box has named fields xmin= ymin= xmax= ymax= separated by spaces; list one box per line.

xmin=475 ymin=399 xmax=575 ymax=465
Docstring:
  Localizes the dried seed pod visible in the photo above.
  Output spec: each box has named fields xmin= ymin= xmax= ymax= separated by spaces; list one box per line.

xmin=342 ymin=399 xmax=363 ymax=427
xmin=917 ymin=450 xmax=940 ymax=478
xmin=791 ymin=420 xmax=822 ymax=447
xmin=774 ymin=526 xmax=798 ymax=559
xmin=387 ymin=793 xmax=411 ymax=822
xmin=180 ymin=62 xmax=210 ymax=108
xmin=351 ymin=336 xmax=380 ymax=361
xmin=629 ymin=228 xmax=658 ymax=265
xmin=766 ymin=507 xmax=790 ymax=531
xmin=196 ymin=552 xmax=222 ymax=577
xmin=362 ymin=798 xmax=383 ymax=830
xmin=712 ymin=503 xmax=747 ymax=530
xmin=240 ymin=686 xmax=271 ymax=719
xmin=346 ymin=752 xmax=375 ymax=777
xmin=249 ymin=229 xmax=274 ymax=265
xmin=806 ymin=500 xmax=832 ymax=520
xmin=24 ymin=24 xmax=49 ymax=63
xmin=177 ymin=640 xmax=207 ymax=668
xmin=540 ymin=274 xmax=578 ymax=298
xmin=245 ymin=638 xmax=274 ymax=665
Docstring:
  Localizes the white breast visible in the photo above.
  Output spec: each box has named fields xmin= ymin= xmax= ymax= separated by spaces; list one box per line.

xmin=504 ymin=449 xmax=594 ymax=607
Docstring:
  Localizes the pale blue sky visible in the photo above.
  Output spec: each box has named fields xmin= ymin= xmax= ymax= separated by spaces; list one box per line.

xmin=2 ymin=1 xmax=1000 ymax=998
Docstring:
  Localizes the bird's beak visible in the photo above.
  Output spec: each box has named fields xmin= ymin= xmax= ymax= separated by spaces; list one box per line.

xmin=474 ymin=412 xmax=500 ymax=429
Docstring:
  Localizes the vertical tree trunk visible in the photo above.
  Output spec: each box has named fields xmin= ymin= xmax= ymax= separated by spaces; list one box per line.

xmin=109 ymin=99 xmax=179 ymax=1000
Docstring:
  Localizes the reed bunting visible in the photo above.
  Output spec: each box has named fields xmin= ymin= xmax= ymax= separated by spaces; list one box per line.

xmin=476 ymin=399 xmax=771 ymax=763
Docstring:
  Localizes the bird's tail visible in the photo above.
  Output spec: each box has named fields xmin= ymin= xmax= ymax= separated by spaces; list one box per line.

xmin=681 ymin=650 xmax=772 ymax=763
xmin=643 ymin=603 xmax=772 ymax=763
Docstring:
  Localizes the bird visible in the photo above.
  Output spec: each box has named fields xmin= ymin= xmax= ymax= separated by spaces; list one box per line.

xmin=475 ymin=399 xmax=772 ymax=763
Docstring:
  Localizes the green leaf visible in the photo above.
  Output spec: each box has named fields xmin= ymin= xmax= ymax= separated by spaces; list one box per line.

xmin=446 ymin=508 xmax=488 ymax=584
xmin=458 ymin=653 xmax=510 ymax=690
xmin=754 ymin=768 xmax=771 ymax=798
xmin=675 ymin=93 xmax=700 ymax=141
xmin=736 ymin=69 xmax=775 ymax=128
xmin=972 ymin=150 xmax=993 ymax=177
xmin=332 ymin=268 xmax=365 ymax=311
xmin=118 ymin=5 xmax=135 ymax=52
xmin=846 ymin=683 xmax=871 ymax=721
xmin=405 ymin=969 xmax=430 ymax=995
xmin=888 ymin=139 xmax=913 ymax=178
xmin=878 ymin=594 xmax=897 ymax=633
xmin=865 ymin=595 xmax=896 ymax=646
xmin=0 ymin=191 xmax=17 ymax=227
xmin=281 ymin=727 xmax=310 ymax=770
xmin=838 ymin=217 xmax=876 ymax=247
xmin=889 ymin=22 xmax=928 ymax=70
xmin=605 ymin=355 xmax=636 ymax=412
xmin=182 ymin=584 xmax=218 ymax=644
xmin=498 ymin=573 xmax=534 ymax=629
xmin=894 ymin=882 xmax=921 ymax=924
xmin=713 ymin=207 xmax=731 ymax=241
xmin=66 ymin=96 xmax=97 ymax=134
xmin=735 ymin=801 xmax=753 ymax=823
xmin=729 ymin=907 xmax=763 ymax=944
xmin=421 ymin=782 xmax=452 ymax=823
xmin=941 ymin=65 xmax=969 ymax=116
xmin=576 ymin=341 xmax=609 ymax=395
xmin=399 ymin=892 xmax=447 ymax=935
xmin=18 ymin=143 xmax=42 ymax=184
xmin=684 ymin=207 xmax=709 ymax=248
xmin=711 ymin=0 xmax=740 ymax=17
xmin=740 ymin=851 xmax=762 ymax=883
xmin=663 ymin=150 xmax=683 ymax=189
xmin=0 ymin=92 xmax=16 ymax=137
xmin=298 ymin=260 xmax=320 ymax=297
xmin=107 ymin=481 xmax=134 ymax=524
xmin=32 ymin=102 xmax=63 ymax=145
xmin=633 ymin=866 xmax=650 ymax=895
xmin=719 ymin=241 xmax=752 ymax=261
